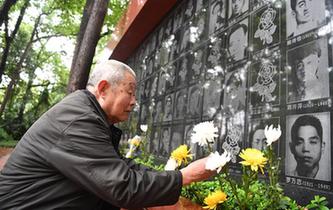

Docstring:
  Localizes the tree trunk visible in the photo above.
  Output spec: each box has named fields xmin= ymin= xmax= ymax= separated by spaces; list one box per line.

xmin=67 ymin=0 xmax=109 ymax=94
xmin=0 ymin=12 xmax=42 ymax=117
xmin=0 ymin=0 xmax=29 ymax=84
xmin=0 ymin=0 xmax=18 ymax=26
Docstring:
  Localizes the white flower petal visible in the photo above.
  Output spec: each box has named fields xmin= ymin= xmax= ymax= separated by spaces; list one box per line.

xmin=140 ymin=125 xmax=148 ymax=132
xmin=164 ymin=158 xmax=178 ymax=170
xmin=191 ymin=121 xmax=218 ymax=147
xmin=264 ymin=124 xmax=281 ymax=146
xmin=205 ymin=151 xmax=231 ymax=172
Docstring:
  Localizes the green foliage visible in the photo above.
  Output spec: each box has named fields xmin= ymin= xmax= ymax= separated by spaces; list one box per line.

xmin=0 ymin=0 xmax=128 ymax=141
xmin=0 ymin=128 xmax=14 ymax=142
xmin=134 ymin=155 xmax=164 ymax=171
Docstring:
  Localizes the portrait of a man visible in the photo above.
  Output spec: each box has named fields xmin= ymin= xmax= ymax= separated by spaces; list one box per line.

xmin=223 ymin=69 xmax=246 ymax=115
xmin=228 ymin=0 xmax=249 ymax=20
xmin=286 ymin=113 xmax=331 ymax=181
xmin=227 ymin=20 xmax=248 ymax=62
xmin=163 ymin=94 xmax=173 ymax=121
xmin=287 ymin=38 xmax=329 ymax=102
xmin=190 ymin=48 xmax=204 ymax=80
xmin=187 ymin=85 xmax=202 ymax=118
xmin=177 ymin=56 xmax=188 ymax=86
xmin=159 ymin=127 xmax=171 ymax=156
xmin=174 ymin=89 xmax=187 ymax=120
xmin=287 ymin=0 xmax=326 ymax=38
xmin=150 ymin=128 xmax=160 ymax=155
xmin=209 ymin=0 xmax=226 ymax=34
xmin=179 ymin=27 xmax=191 ymax=53
xmin=206 ymin=38 xmax=223 ymax=79
xmin=171 ymin=125 xmax=184 ymax=152
xmin=153 ymin=100 xmax=162 ymax=123
xmin=203 ymin=79 xmax=222 ymax=118
xmin=157 ymin=70 xmax=167 ymax=95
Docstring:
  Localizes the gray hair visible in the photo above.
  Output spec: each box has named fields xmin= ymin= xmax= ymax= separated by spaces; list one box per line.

xmin=86 ymin=59 xmax=136 ymax=88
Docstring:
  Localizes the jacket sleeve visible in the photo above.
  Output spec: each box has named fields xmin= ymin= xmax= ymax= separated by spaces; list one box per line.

xmin=47 ymin=114 xmax=182 ymax=209
xmin=121 ymin=157 xmax=157 ymax=172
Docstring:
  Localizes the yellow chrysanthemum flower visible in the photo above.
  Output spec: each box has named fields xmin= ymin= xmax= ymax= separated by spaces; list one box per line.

xmin=170 ymin=145 xmax=193 ymax=166
xmin=239 ymin=148 xmax=268 ymax=173
xmin=203 ymin=190 xmax=227 ymax=210
xmin=130 ymin=136 xmax=141 ymax=147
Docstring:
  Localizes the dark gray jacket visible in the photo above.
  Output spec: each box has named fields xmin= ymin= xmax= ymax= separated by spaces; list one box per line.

xmin=0 ymin=90 xmax=182 ymax=210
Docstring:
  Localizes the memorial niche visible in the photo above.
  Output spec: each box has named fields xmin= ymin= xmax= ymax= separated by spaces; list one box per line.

xmin=123 ymin=0 xmax=333 ymax=200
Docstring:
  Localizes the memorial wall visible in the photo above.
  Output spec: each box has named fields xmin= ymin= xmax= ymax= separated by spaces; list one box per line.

xmin=123 ymin=0 xmax=333 ymax=202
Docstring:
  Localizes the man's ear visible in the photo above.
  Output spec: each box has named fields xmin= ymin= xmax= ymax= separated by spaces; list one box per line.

xmin=96 ymin=80 xmax=110 ymax=98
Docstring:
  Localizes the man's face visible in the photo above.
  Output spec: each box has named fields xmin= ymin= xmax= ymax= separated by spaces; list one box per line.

xmin=294 ymin=0 xmax=313 ymax=24
xmin=176 ymin=93 xmax=185 ymax=112
xmin=165 ymin=98 xmax=172 ymax=114
xmin=232 ymin=0 xmax=245 ymax=15
xmin=189 ymin=89 xmax=200 ymax=111
xmin=102 ymin=72 xmax=137 ymax=124
xmin=163 ymin=129 xmax=170 ymax=140
xmin=302 ymin=53 xmax=320 ymax=81
xmin=291 ymin=125 xmax=323 ymax=169
xmin=251 ymin=129 xmax=267 ymax=150
xmin=229 ymin=28 xmax=247 ymax=61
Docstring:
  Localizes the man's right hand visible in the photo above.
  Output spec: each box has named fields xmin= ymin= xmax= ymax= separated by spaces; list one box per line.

xmin=180 ymin=157 xmax=216 ymax=186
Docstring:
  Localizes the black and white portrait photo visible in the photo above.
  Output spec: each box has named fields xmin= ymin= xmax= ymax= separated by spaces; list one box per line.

xmin=287 ymin=38 xmax=329 ymax=103
xmin=189 ymin=48 xmax=205 ymax=81
xmin=252 ymin=6 xmax=280 ymax=51
xmin=171 ymin=125 xmax=184 ymax=152
xmin=183 ymin=0 xmax=195 ymax=21
xmin=149 ymin=75 xmax=158 ymax=98
xmin=192 ymin=13 xmax=207 ymax=44
xmin=187 ymin=84 xmax=202 ymax=118
xmin=153 ymin=100 xmax=162 ymax=123
xmin=223 ymin=68 xmax=246 ymax=116
xmin=209 ymin=0 xmax=226 ymax=34
xmin=228 ymin=0 xmax=249 ymax=21
xmin=205 ymin=37 xmax=224 ymax=79
xmin=165 ymin=63 xmax=176 ymax=91
xmin=286 ymin=0 xmax=326 ymax=38
xmin=227 ymin=19 xmax=248 ymax=63
xmin=250 ymin=58 xmax=280 ymax=106
xmin=150 ymin=127 xmax=160 ymax=154
xmin=248 ymin=118 xmax=280 ymax=151
xmin=176 ymin=56 xmax=188 ymax=86
xmin=203 ymin=79 xmax=222 ymax=118
xmin=140 ymin=103 xmax=148 ymax=124
xmin=174 ymin=89 xmax=187 ymax=120
xmin=163 ymin=94 xmax=174 ymax=122
xmin=159 ymin=127 xmax=171 ymax=156
xmin=179 ymin=26 xmax=191 ymax=53
xmin=285 ymin=113 xmax=331 ymax=181
xmin=157 ymin=70 xmax=167 ymax=95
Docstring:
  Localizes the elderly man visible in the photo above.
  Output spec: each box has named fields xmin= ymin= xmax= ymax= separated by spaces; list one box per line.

xmin=0 ymin=60 xmax=214 ymax=209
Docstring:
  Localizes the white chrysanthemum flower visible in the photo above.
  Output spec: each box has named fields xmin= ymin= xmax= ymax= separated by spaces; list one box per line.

xmin=205 ymin=151 xmax=231 ymax=173
xmin=164 ymin=158 xmax=178 ymax=170
xmin=191 ymin=121 xmax=218 ymax=147
xmin=140 ymin=125 xmax=148 ymax=132
xmin=264 ymin=124 xmax=281 ymax=146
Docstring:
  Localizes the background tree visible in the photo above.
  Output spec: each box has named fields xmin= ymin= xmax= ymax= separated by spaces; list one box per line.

xmin=0 ymin=0 xmax=128 ymax=141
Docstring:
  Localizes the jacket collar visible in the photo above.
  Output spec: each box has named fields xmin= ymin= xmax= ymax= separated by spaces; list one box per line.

xmin=82 ymin=90 xmax=123 ymax=149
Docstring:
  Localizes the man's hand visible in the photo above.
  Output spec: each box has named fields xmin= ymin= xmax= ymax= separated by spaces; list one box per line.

xmin=180 ymin=157 xmax=216 ymax=186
